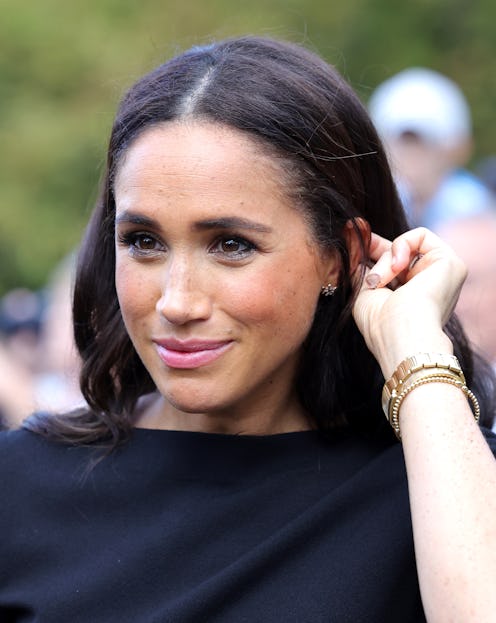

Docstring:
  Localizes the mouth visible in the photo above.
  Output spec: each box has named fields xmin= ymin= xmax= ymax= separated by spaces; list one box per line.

xmin=153 ymin=338 xmax=233 ymax=369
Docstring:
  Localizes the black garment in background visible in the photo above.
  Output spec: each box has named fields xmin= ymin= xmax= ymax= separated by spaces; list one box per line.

xmin=3 ymin=427 xmax=492 ymax=622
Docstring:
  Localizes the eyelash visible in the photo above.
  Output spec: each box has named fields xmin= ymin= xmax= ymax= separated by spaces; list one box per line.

xmin=117 ymin=231 xmax=257 ymax=261
xmin=118 ymin=232 xmax=164 ymax=258
xmin=209 ymin=236 xmax=257 ymax=260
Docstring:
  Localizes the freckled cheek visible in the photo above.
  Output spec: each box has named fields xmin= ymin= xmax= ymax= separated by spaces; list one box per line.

xmin=225 ymin=268 xmax=318 ymax=335
xmin=115 ymin=264 xmax=159 ymax=327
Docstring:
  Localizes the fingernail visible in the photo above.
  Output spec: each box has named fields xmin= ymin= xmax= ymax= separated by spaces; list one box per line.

xmin=365 ymin=273 xmax=381 ymax=289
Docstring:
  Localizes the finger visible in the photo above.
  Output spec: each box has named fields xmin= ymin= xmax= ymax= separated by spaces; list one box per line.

xmin=354 ymin=266 xmax=393 ymax=332
xmin=365 ymin=251 xmax=395 ymax=289
xmin=369 ymin=228 xmax=444 ymax=263
xmin=364 ymin=234 xmax=395 ymax=288
xmin=355 ymin=266 xmax=391 ymax=309
xmin=366 ymin=236 xmax=409 ymax=289
xmin=366 ymin=228 xmax=453 ymax=289
xmin=367 ymin=234 xmax=411 ymax=280
xmin=390 ymin=236 xmax=415 ymax=271
xmin=368 ymin=232 xmax=392 ymax=261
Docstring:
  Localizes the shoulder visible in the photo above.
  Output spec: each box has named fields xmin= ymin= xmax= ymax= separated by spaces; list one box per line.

xmin=0 ymin=428 xmax=108 ymax=542
xmin=1 ymin=428 xmax=54 ymax=483
xmin=0 ymin=427 xmax=100 ymax=494
xmin=0 ymin=427 xmax=44 ymax=468
xmin=0 ymin=429 xmax=56 ymax=534
xmin=0 ymin=425 xmax=74 ymax=459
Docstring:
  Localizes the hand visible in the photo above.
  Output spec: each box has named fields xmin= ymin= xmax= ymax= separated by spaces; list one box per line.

xmin=352 ymin=227 xmax=467 ymax=379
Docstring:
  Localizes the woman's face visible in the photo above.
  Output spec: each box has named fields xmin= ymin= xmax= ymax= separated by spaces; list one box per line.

xmin=114 ymin=122 xmax=338 ymax=432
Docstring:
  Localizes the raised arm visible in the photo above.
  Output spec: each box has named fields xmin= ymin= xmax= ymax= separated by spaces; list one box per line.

xmin=353 ymin=227 xmax=496 ymax=623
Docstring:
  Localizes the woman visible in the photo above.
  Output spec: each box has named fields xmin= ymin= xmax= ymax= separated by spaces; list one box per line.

xmin=1 ymin=36 xmax=495 ymax=622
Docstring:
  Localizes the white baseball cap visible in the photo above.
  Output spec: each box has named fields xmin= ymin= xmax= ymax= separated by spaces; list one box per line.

xmin=368 ymin=67 xmax=472 ymax=147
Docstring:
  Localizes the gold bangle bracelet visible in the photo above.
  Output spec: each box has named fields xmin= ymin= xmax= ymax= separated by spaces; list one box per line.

xmin=389 ymin=374 xmax=481 ymax=440
xmin=387 ymin=369 xmax=462 ymax=426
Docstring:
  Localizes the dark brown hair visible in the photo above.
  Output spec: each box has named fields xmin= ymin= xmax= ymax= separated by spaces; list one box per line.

xmin=25 ymin=36 xmax=495 ymax=446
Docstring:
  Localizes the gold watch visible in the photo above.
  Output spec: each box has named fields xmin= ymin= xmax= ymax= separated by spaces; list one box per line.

xmin=381 ymin=353 xmax=465 ymax=417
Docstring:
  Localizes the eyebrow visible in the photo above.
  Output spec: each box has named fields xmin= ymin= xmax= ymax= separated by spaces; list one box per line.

xmin=193 ymin=217 xmax=272 ymax=234
xmin=115 ymin=211 xmax=160 ymax=228
xmin=115 ymin=211 xmax=272 ymax=234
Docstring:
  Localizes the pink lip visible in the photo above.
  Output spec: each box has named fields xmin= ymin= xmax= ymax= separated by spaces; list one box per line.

xmin=153 ymin=338 xmax=233 ymax=369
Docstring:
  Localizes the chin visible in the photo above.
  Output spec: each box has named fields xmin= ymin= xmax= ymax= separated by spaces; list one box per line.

xmin=159 ymin=383 xmax=233 ymax=415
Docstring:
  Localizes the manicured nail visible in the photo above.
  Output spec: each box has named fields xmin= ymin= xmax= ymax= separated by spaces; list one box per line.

xmin=365 ymin=273 xmax=381 ymax=289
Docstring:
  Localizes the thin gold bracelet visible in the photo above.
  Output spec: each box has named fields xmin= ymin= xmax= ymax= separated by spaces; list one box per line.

xmin=387 ymin=369 xmax=462 ymax=427
xmin=389 ymin=374 xmax=481 ymax=440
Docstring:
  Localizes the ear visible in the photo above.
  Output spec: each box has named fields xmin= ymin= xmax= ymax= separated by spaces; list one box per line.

xmin=344 ymin=217 xmax=371 ymax=277
xmin=319 ymin=218 xmax=370 ymax=289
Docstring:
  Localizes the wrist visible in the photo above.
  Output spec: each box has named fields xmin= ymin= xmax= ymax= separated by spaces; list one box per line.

xmin=375 ymin=331 xmax=453 ymax=380
xmin=381 ymin=352 xmax=480 ymax=440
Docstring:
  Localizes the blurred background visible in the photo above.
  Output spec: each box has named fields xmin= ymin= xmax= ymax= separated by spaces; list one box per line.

xmin=1 ymin=0 xmax=495 ymax=426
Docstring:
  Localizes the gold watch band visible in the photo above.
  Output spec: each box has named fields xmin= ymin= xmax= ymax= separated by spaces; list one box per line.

xmin=381 ymin=353 xmax=465 ymax=416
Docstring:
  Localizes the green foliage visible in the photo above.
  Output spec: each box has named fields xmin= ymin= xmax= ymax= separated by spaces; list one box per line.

xmin=1 ymin=0 xmax=495 ymax=295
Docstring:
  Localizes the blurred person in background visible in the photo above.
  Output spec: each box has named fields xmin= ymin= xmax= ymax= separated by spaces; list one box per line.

xmin=0 ymin=342 xmax=35 ymax=430
xmin=476 ymin=155 xmax=496 ymax=197
xmin=0 ymin=288 xmax=41 ymax=428
xmin=33 ymin=254 xmax=83 ymax=414
xmin=0 ymin=259 xmax=83 ymax=429
xmin=437 ymin=212 xmax=496 ymax=370
xmin=369 ymin=67 xmax=493 ymax=231
xmin=0 ymin=288 xmax=44 ymax=377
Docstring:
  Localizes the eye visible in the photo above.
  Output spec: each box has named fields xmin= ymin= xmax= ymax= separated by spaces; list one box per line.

xmin=117 ymin=231 xmax=164 ymax=257
xmin=133 ymin=234 xmax=158 ymax=250
xmin=210 ymin=236 xmax=256 ymax=260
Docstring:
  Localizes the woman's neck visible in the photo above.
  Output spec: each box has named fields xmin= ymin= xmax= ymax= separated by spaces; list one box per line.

xmin=133 ymin=391 xmax=313 ymax=435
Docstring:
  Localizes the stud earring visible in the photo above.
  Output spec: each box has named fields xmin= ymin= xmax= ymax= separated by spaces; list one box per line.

xmin=321 ymin=283 xmax=337 ymax=297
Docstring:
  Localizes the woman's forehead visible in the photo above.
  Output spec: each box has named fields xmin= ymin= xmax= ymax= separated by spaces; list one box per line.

xmin=114 ymin=121 xmax=291 ymax=200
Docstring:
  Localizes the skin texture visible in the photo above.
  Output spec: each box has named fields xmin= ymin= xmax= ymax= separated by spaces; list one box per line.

xmin=114 ymin=121 xmax=338 ymax=434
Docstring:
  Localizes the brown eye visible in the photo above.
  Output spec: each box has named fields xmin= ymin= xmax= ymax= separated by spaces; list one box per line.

xmin=118 ymin=231 xmax=164 ymax=258
xmin=209 ymin=235 xmax=256 ymax=261
xmin=221 ymin=239 xmax=242 ymax=253
xmin=135 ymin=235 xmax=156 ymax=250
xmin=211 ymin=236 xmax=256 ymax=260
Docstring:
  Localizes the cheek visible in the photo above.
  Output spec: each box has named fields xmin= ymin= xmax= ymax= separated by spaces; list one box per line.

xmin=115 ymin=263 xmax=158 ymax=330
xmin=225 ymin=262 xmax=319 ymax=338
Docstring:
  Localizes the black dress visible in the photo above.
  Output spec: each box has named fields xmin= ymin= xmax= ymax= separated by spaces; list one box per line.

xmin=3 ymin=426 xmax=492 ymax=622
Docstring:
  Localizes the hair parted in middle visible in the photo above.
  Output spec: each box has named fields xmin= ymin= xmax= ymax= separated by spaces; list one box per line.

xmin=26 ymin=35 xmax=488 ymax=447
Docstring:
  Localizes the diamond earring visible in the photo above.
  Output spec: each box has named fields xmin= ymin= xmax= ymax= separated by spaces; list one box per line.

xmin=321 ymin=283 xmax=337 ymax=297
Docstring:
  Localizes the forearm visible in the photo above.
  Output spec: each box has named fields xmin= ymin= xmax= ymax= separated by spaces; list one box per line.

xmin=353 ymin=227 xmax=496 ymax=620
xmin=400 ymin=381 xmax=496 ymax=623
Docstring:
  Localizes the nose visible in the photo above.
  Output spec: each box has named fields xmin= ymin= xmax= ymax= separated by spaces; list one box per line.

xmin=155 ymin=257 xmax=212 ymax=325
